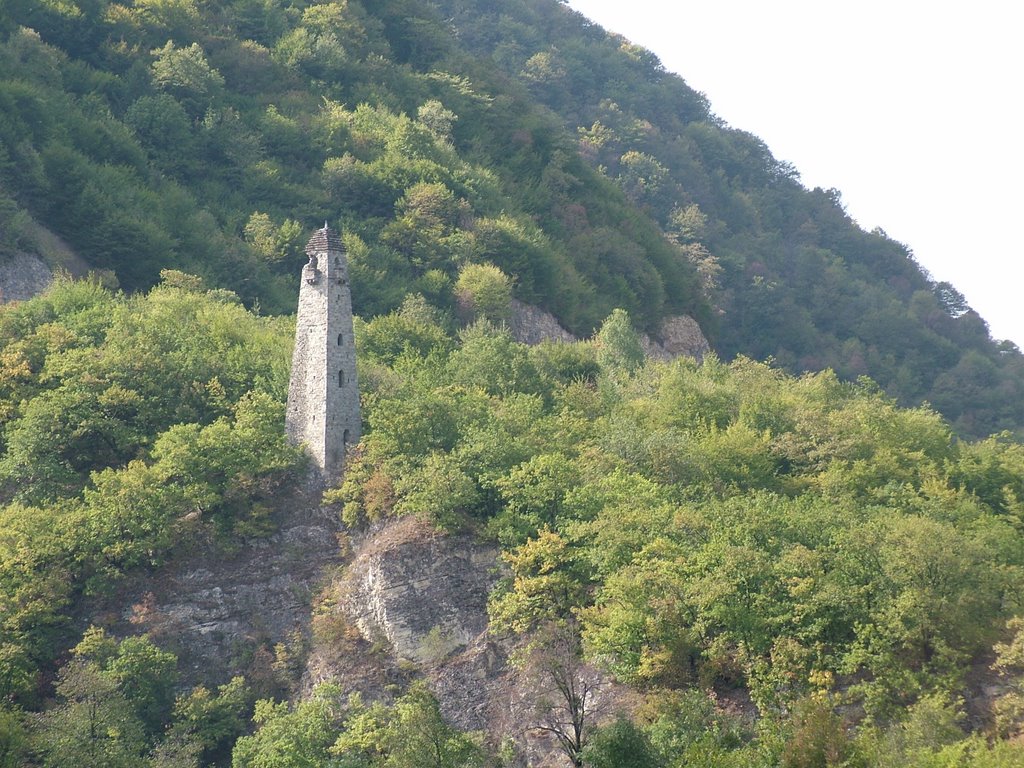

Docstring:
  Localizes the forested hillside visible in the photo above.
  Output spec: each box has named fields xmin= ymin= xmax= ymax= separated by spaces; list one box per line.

xmin=1 ymin=0 xmax=1022 ymax=436
xmin=3 ymin=278 xmax=1024 ymax=765
xmin=3 ymin=0 xmax=1024 ymax=765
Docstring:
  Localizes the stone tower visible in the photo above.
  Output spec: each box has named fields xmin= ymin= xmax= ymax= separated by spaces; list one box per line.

xmin=285 ymin=224 xmax=360 ymax=482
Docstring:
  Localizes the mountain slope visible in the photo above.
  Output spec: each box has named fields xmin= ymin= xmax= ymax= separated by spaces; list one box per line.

xmin=0 ymin=0 xmax=1020 ymax=437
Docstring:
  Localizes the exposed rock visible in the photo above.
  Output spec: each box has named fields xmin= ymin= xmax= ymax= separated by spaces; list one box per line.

xmin=508 ymin=298 xmax=576 ymax=345
xmin=0 ymin=253 xmax=52 ymax=303
xmin=339 ymin=516 xmax=499 ymax=666
xmin=507 ymin=299 xmax=710 ymax=366
xmin=115 ymin=490 xmax=344 ymax=685
xmin=315 ymin=516 xmax=511 ymax=729
xmin=643 ymin=314 xmax=710 ymax=362
xmin=310 ymin=515 xmax=638 ymax=765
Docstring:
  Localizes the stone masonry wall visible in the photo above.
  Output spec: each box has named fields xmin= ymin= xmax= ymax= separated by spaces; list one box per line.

xmin=285 ymin=227 xmax=360 ymax=483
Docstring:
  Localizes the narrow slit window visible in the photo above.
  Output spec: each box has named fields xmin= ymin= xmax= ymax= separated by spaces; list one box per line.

xmin=337 ymin=333 xmax=343 ymax=346
xmin=338 ymin=370 xmax=345 ymax=387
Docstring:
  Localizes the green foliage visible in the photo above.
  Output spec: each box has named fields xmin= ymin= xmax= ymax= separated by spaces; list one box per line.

xmin=489 ymin=528 xmax=589 ymax=634
xmin=150 ymin=41 xmax=224 ymax=115
xmin=0 ymin=708 xmax=29 ymax=768
xmin=429 ymin=0 xmax=1023 ymax=436
xmin=992 ymin=618 xmax=1024 ymax=738
xmin=35 ymin=658 xmax=148 ymax=768
xmin=1 ymin=0 xmax=1024 ymax=761
xmin=5 ymin=0 xmax=1019 ymax=437
xmin=374 ymin=682 xmax=485 ymax=768
xmin=169 ymin=676 xmax=252 ymax=764
xmin=641 ymin=688 xmax=751 ymax=765
xmin=778 ymin=696 xmax=849 ymax=768
xmin=243 ymin=212 xmax=305 ymax=264
xmin=447 ymin=322 xmax=542 ymax=397
xmin=72 ymin=627 xmax=178 ymax=736
xmin=345 ymin=321 xmax=1024 ymax=753
xmin=454 ymin=262 xmax=512 ymax=324
xmin=231 ymin=686 xmax=343 ymax=768
xmin=232 ymin=682 xmax=484 ymax=768
xmin=0 ymin=277 xmax=302 ymax=708
xmin=594 ymin=308 xmax=644 ymax=375
xmin=582 ymin=717 xmax=659 ymax=768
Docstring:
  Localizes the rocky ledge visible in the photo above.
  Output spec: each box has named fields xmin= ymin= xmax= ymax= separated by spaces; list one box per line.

xmin=509 ymin=298 xmax=710 ymax=362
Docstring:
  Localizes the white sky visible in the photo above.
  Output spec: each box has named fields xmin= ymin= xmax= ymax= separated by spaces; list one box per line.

xmin=568 ymin=0 xmax=1024 ymax=347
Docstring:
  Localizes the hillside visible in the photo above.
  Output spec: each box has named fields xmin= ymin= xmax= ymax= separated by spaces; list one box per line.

xmin=2 ymin=277 xmax=1024 ymax=766
xmin=1 ymin=0 xmax=1022 ymax=437
xmin=3 ymin=1 xmax=1024 ymax=766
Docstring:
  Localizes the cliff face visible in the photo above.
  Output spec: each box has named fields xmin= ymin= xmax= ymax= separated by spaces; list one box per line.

xmin=88 ymin=491 xmax=633 ymax=764
xmin=643 ymin=314 xmax=712 ymax=362
xmin=0 ymin=252 xmax=51 ymax=303
xmin=304 ymin=516 xmax=508 ymax=732
xmin=338 ymin=516 xmax=497 ymax=667
xmin=112 ymin=489 xmax=345 ymax=686
xmin=303 ymin=516 xmax=635 ymax=765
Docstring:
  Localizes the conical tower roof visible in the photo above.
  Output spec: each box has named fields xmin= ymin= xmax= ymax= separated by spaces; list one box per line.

xmin=305 ymin=224 xmax=344 ymax=255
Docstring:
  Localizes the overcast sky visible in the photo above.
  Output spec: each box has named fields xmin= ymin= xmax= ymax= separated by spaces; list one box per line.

xmin=568 ymin=0 xmax=1023 ymax=347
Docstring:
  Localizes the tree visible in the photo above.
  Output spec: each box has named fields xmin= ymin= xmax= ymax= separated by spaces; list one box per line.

xmin=72 ymin=628 xmax=178 ymax=737
xmin=35 ymin=659 xmax=147 ymax=768
xmin=243 ymin=213 xmax=304 ymax=264
xmin=231 ymin=685 xmax=342 ymax=768
xmin=384 ymin=683 xmax=485 ymax=768
xmin=446 ymin=323 xmax=542 ymax=398
xmin=594 ymin=309 xmax=644 ymax=375
xmin=454 ymin=263 xmax=512 ymax=325
xmin=0 ymin=708 xmax=28 ymax=768
xmin=124 ymin=94 xmax=195 ymax=174
xmin=523 ymin=623 xmax=600 ymax=768
xmin=169 ymin=677 xmax=251 ymax=765
xmin=417 ymin=100 xmax=458 ymax=144
xmin=150 ymin=42 xmax=224 ymax=115
xmin=489 ymin=530 xmax=590 ymax=635
xmin=779 ymin=696 xmax=849 ymax=768
xmin=992 ymin=617 xmax=1024 ymax=737
xmin=933 ymin=281 xmax=969 ymax=318
xmin=581 ymin=717 xmax=658 ymax=768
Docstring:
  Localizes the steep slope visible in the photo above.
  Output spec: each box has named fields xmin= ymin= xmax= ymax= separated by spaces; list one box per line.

xmin=3 ymin=274 xmax=1024 ymax=765
xmin=0 ymin=0 xmax=1020 ymax=435
xmin=431 ymin=0 xmax=1024 ymax=437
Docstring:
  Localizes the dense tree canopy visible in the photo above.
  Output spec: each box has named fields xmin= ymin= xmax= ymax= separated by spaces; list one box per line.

xmin=1 ymin=275 xmax=1023 ymax=765
xmin=342 ymin=305 xmax=1024 ymax=764
xmin=1 ymin=0 xmax=1021 ymax=436
xmin=2 ymin=0 xmax=1024 ymax=762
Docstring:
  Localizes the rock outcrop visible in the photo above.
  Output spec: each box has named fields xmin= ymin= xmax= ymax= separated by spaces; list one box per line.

xmin=508 ymin=299 xmax=710 ymax=363
xmin=116 ymin=491 xmax=345 ymax=685
xmin=308 ymin=516 xmax=638 ymax=766
xmin=642 ymin=314 xmax=711 ymax=362
xmin=0 ymin=253 xmax=52 ymax=303
xmin=311 ymin=516 xmax=508 ymax=731
xmin=508 ymin=299 xmax=577 ymax=345
xmin=339 ymin=516 xmax=498 ymax=666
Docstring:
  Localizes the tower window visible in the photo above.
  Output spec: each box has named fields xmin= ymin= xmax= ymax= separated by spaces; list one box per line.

xmin=337 ymin=333 xmax=344 ymax=346
xmin=338 ymin=370 xmax=345 ymax=387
